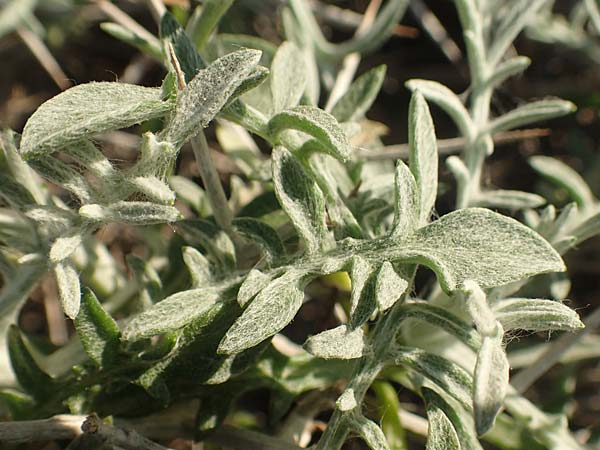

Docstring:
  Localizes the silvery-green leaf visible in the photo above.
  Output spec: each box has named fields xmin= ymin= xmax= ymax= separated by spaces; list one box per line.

xmin=49 ymin=232 xmax=83 ymax=264
xmin=493 ymin=298 xmax=584 ymax=332
xmin=272 ymin=146 xmax=328 ymax=254
xmin=127 ymin=255 xmax=163 ymax=305
xmin=349 ymin=256 xmax=376 ymax=328
xmin=570 ymin=210 xmax=600 ymax=246
xmin=422 ymin=387 xmax=483 ymax=450
xmin=74 ymin=288 xmax=120 ymax=367
xmin=182 ymin=246 xmax=212 ymax=288
xmin=393 ymin=208 xmax=565 ymax=292
xmin=331 ymin=65 xmax=386 ymax=123
xmin=270 ymin=41 xmax=306 ymax=112
xmin=232 ymin=217 xmax=286 ymax=264
xmin=336 ymin=388 xmax=357 ymax=411
xmin=390 ymin=347 xmax=473 ymax=411
xmin=237 ymin=269 xmax=271 ymax=307
xmin=424 ymin=395 xmax=461 ymax=450
xmin=129 ymin=176 xmax=176 ymax=205
xmin=218 ymin=269 xmax=309 ymax=354
xmin=529 ymin=156 xmax=595 ymax=208
xmin=486 ymin=100 xmax=576 ymax=135
xmin=62 ymin=140 xmax=117 ymax=180
xmin=462 ymin=280 xmax=496 ymax=336
xmin=473 ymin=189 xmax=546 ymax=210
xmin=20 ymin=83 xmax=171 ymax=159
xmin=176 ymin=220 xmax=236 ymax=273
xmin=268 ymin=106 xmax=351 ymax=162
xmin=486 ymin=56 xmax=531 ymax=89
xmin=473 ymin=329 xmax=509 ymax=435
xmin=29 ymin=157 xmax=95 ymax=203
xmin=304 ymin=325 xmax=365 ymax=360
xmin=160 ymin=12 xmax=203 ymax=82
xmin=397 ymin=302 xmax=481 ymax=350
xmin=100 ymin=22 xmax=163 ymax=61
xmin=390 ymin=159 xmax=419 ymax=239
xmin=347 ymin=413 xmax=391 ymax=450
xmin=122 ymin=287 xmax=221 ymax=341
xmin=228 ymin=66 xmax=270 ymax=104
xmin=163 ymin=49 xmax=262 ymax=146
xmin=79 ymin=202 xmax=182 ymax=225
xmin=1 ymin=129 xmax=44 ymax=204
xmin=54 ymin=261 xmax=81 ymax=320
xmin=408 ymin=91 xmax=438 ymax=225
xmin=405 ymin=79 xmax=474 ymax=141
xmin=7 ymin=325 xmax=55 ymax=400
xmin=0 ymin=175 xmax=35 ymax=208
xmin=375 ymin=262 xmax=408 ymax=312
xmin=169 ymin=176 xmax=210 ymax=216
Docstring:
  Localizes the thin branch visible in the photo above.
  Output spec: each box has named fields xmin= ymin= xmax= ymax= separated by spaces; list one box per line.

xmin=96 ymin=0 xmax=157 ymax=45
xmin=358 ymin=128 xmax=550 ymax=161
xmin=511 ymin=304 xmax=600 ymax=393
xmin=15 ymin=27 xmax=71 ymax=91
xmin=0 ymin=414 xmax=85 ymax=445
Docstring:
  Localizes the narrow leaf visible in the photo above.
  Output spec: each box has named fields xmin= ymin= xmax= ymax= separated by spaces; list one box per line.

xmin=390 ymin=160 xmax=419 ymax=238
xmin=375 ymin=262 xmax=408 ymax=312
xmin=270 ymin=41 xmax=306 ymax=112
xmin=331 ymin=65 xmax=386 ymax=122
xmin=232 ymin=217 xmax=286 ymax=264
xmin=268 ymin=106 xmax=351 ymax=162
xmin=486 ymin=100 xmax=576 ymax=135
xmin=408 ymin=91 xmax=438 ymax=225
xmin=100 ymin=22 xmax=162 ymax=61
xmin=54 ymin=261 xmax=81 ymax=320
xmin=20 ymin=83 xmax=171 ymax=159
xmin=493 ymin=298 xmax=584 ymax=332
xmin=129 ymin=176 xmax=176 ymax=205
xmin=163 ymin=49 xmax=262 ymax=146
xmin=122 ymin=288 xmax=221 ymax=341
xmin=473 ymin=330 xmax=509 ymax=435
xmin=272 ymin=146 xmax=328 ymax=254
xmin=0 ymin=175 xmax=35 ymax=209
xmin=79 ymin=202 xmax=182 ymax=225
xmin=473 ymin=189 xmax=546 ymax=210
xmin=74 ymin=288 xmax=120 ymax=367
xmin=529 ymin=156 xmax=595 ymax=208
xmin=7 ymin=325 xmax=54 ymax=400
xmin=304 ymin=325 xmax=365 ymax=360
xmin=189 ymin=0 xmax=235 ymax=50
xmin=182 ymin=246 xmax=212 ymax=288
xmin=218 ymin=269 xmax=309 ymax=354
xmin=425 ymin=396 xmax=461 ymax=450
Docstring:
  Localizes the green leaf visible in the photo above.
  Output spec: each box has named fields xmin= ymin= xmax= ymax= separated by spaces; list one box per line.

xmin=232 ymin=217 xmax=286 ymax=264
xmin=100 ymin=22 xmax=163 ymax=62
xmin=122 ymin=287 xmax=222 ymax=341
xmin=390 ymin=347 xmax=473 ymax=411
xmin=422 ymin=388 xmax=483 ymax=450
xmin=20 ymin=83 xmax=171 ymax=159
xmin=29 ymin=157 xmax=95 ymax=203
xmin=405 ymin=79 xmax=474 ymax=141
xmin=331 ymin=65 xmax=386 ymax=123
xmin=176 ymin=219 xmax=236 ymax=273
xmin=160 ymin=12 xmax=203 ymax=82
xmin=425 ymin=395 xmax=461 ymax=450
xmin=371 ymin=381 xmax=408 ymax=450
xmin=7 ymin=325 xmax=54 ymax=400
xmin=169 ymin=176 xmax=210 ymax=216
xmin=188 ymin=0 xmax=235 ymax=50
xmin=79 ymin=202 xmax=182 ymax=225
xmin=473 ymin=189 xmax=546 ymax=210
xmin=492 ymin=298 xmax=584 ymax=332
xmin=163 ymin=49 xmax=262 ymax=146
xmin=54 ymin=261 xmax=81 ymax=320
xmin=391 ymin=160 xmax=419 ymax=238
xmin=375 ymin=262 xmax=408 ymax=313
xmin=237 ymin=269 xmax=272 ymax=308
xmin=395 ymin=208 xmax=565 ymax=292
xmin=218 ymin=269 xmax=309 ymax=354
xmin=408 ymin=91 xmax=438 ymax=225
xmin=529 ymin=156 xmax=596 ymax=209
xmin=270 ymin=41 xmax=306 ymax=113
xmin=74 ymin=288 xmax=120 ymax=367
xmin=347 ymin=413 xmax=391 ymax=450
xmin=473 ymin=329 xmax=509 ymax=436
xmin=182 ymin=246 xmax=212 ymax=288
xmin=304 ymin=325 xmax=366 ymax=360
xmin=486 ymin=100 xmax=576 ymax=135
xmin=272 ymin=146 xmax=328 ymax=254
xmin=0 ymin=174 xmax=36 ymax=208
xmin=349 ymin=256 xmax=376 ymax=328
xmin=268 ymin=106 xmax=351 ymax=162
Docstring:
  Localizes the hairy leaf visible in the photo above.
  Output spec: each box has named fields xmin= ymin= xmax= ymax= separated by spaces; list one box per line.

xmin=20 ymin=83 xmax=170 ymax=159
xmin=177 ymin=220 xmax=236 ymax=273
xmin=425 ymin=396 xmax=461 ymax=450
xmin=304 ymin=325 xmax=365 ymax=360
xmin=493 ymin=298 xmax=584 ymax=332
xmin=160 ymin=12 xmax=203 ymax=82
xmin=390 ymin=160 xmax=419 ymax=238
xmin=331 ymin=65 xmax=386 ymax=122
xmin=347 ymin=413 xmax=391 ymax=450
xmin=232 ymin=217 xmax=286 ymax=264
xmin=182 ymin=246 xmax=212 ymax=288
xmin=487 ymin=100 xmax=576 ymax=135
xmin=237 ymin=269 xmax=272 ymax=308
xmin=375 ymin=262 xmax=408 ymax=312
xmin=270 ymin=41 xmax=306 ymax=112
xmin=54 ymin=261 xmax=81 ymax=320
xmin=79 ymin=202 xmax=182 ymax=225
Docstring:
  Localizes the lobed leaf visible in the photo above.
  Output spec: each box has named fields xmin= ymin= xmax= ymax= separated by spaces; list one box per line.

xmin=270 ymin=41 xmax=306 ymax=113
xmin=268 ymin=106 xmax=351 ymax=162
xmin=331 ymin=65 xmax=386 ymax=123
xmin=163 ymin=49 xmax=262 ymax=146
xmin=74 ymin=288 xmax=120 ymax=367
xmin=304 ymin=325 xmax=366 ymax=360
xmin=20 ymin=83 xmax=171 ymax=159
xmin=493 ymin=298 xmax=584 ymax=332
xmin=218 ymin=269 xmax=309 ymax=354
